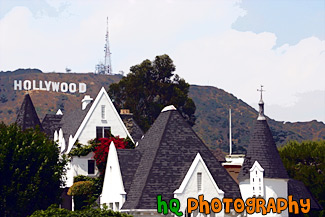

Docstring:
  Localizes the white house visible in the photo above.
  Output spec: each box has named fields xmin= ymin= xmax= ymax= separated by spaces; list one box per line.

xmin=15 ymin=88 xmax=322 ymax=216
xmin=100 ymin=105 xmax=242 ymax=217
xmin=53 ymin=87 xmax=134 ymax=187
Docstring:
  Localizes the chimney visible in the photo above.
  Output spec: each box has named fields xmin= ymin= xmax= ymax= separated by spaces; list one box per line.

xmin=120 ymin=109 xmax=131 ymax=115
xmin=81 ymin=95 xmax=93 ymax=110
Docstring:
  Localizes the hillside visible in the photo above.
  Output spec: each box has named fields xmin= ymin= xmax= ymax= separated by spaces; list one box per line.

xmin=1 ymin=69 xmax=324 ymax=153
xmin=189 ymin=85 xmax=325 ymax=153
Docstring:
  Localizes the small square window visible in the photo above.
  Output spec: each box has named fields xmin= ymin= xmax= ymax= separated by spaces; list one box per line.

xmin=96 ymin=126 xmax=111 ymax=139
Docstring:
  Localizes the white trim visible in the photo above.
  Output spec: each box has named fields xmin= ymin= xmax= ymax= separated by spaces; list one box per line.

xmin=101 ymin=142 xmax=126 ymax=207
xmin=161 ymin=105 xmax=176 ymax=112
xmin=250 ymin=161 xmax=264 ymax=172
xmin=56 ymin=109 xmax=63 ymax=115
xmin=66 ymin=87 xmax=134 ymax=153
xmin=174 ymin=153 xmax=224 ymax=195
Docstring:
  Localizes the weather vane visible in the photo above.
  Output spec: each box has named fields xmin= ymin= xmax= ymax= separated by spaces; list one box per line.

xmin=257 ymin=85 xmax=266 ymax=120
xmin=257 ymin=85 xmax=265 ymax=101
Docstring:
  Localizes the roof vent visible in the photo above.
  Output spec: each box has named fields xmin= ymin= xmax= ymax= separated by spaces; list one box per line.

xmin=81 ymin=95 xmax=93 ymax=110
xmin=161 ymin=105 xmax=177 ymax=112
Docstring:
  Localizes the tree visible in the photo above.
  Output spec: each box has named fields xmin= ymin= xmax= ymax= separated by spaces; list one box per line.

xmin=279 ymin=140 xmax=325 ymax=217
xmin=108 ymin=54 xmax=196 ymax=132
xmin=0 ymin=123 xmax=67 ymax=217
xmin=30 ymin=204 xmax=133 ymax=217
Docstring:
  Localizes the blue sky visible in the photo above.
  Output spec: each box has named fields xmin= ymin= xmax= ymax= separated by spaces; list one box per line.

xmin=0 ymin=0 xmax=324 ymax=123
xmin=232 ymin=0 xmax=324 ymax=46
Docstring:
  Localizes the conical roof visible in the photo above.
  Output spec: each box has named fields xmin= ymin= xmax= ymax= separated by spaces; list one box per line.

xmin=16 ymin=94 xmax=43 ymax=131
xmin=238 ymin=118 xmax=288 ymax=181
xmin=122 ymin=108 xmax=241 ymax=210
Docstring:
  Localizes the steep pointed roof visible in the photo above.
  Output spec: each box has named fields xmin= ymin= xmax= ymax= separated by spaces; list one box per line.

xmin=288 ymin=179 xmax=322 ymax=210
xmin=16 ymin=94 xmax=43 ymax=131
xmin=42 ymin=114 xmax=63 ymax=140
xmin=122 ymin=108 xmax=241 ymax=210
xmin=238 ymin=92 xmax=288 ymax=181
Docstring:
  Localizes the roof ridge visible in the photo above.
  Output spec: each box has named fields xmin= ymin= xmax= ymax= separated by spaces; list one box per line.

xmin=122 ymin=111 xmax=172 ymax=209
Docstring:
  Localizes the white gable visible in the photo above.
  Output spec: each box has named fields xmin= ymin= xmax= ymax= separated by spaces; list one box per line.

xmin=66 ymin=87 xmax=133 ymax=153
xmin=250 ymin=161 xmax=264 ymax=197
xmin=56 ymin=109 xmax=63 ymax=115
xmin=101 ymin=142 xmax=126 ymax=211
xmin=174 ymin=153 xmax=225 ymax=217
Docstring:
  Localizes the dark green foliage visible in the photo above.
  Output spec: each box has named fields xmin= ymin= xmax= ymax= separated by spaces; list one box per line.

xmin=279 ymin=140 xmax=325 ymax=217
xmin=68 ymin=181 xmax=95 ymax=210
xmin=108 ymin=54 xmax=196 ymax=132
xmin=30 ymin=204 xmax=133 ymax=217
xmin=72 ymin=175 xmax=104 ymax=209
xmin=69 ymin=140 xmax=95 ymax=157
xmin=0 ymin=123 xmax=67 ymax=217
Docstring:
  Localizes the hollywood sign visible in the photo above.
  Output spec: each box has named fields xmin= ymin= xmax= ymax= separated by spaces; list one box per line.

xmin=14 ymin=80 xmax=87 ymax=93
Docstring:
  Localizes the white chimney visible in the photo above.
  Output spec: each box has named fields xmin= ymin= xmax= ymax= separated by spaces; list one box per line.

xmin=81 ymin=95 xmax=93 ymax=110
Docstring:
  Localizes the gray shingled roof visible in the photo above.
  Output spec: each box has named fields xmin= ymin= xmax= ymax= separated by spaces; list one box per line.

xmin=16 ymin=94 xmax=43 ymax=131
xmin=238 ymin=119 xmax=289 ymax=182
xmin=42 ymin=114 xmax=63 ymax=140
xmin=59 ymin=102 xmax=93 ymax=151
xmin=121 ymin=109 xmax=241 ymax=210
xmin=117 ymin=149 xmax=142 ymax=193
xmin=60 ymin=102 xmax=93 ymax=141
xmin=288 ymin=179 xmax=322 ymax=210
xmin=120 ymin=114 xmax=144 ymax=143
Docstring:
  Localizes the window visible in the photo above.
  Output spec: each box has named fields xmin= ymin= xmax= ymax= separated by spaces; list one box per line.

xmin=96 ymin=126 xmax=111 ymax=139
xmin=115 ymin=202 xmax=119 ymax=211
xmin=197 ymin=172 xmax=202 ymax=191
xmin=109 ymin=203 xmax=113 ymax=210
xmin=101 ymin=105 xmax=106 ymax=120
xmin=88 ymin=160 xmax=95 ymax=174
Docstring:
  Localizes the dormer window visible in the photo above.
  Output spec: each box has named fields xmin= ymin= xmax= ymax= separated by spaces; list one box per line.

xmin=250 ymin=161 xmax=264 ymax=197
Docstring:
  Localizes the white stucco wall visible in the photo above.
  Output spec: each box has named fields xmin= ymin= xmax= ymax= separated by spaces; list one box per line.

xmin=77 ymin=93 xmax=129 ymax=145
xmin=174 ymin=154 xmax=226 ymax=217
xmin=239 ymin=178 xmax=288 ymax=217
xmin=65 ymin=152 xmax=99 ymax=187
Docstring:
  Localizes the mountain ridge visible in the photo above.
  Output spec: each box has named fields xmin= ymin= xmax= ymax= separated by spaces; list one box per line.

xmin=1 ymin=69 xmax=324 ymax=153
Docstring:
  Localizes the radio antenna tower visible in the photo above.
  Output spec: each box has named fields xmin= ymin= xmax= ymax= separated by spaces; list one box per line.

xmin=104 ymin=17 xmax=112 ymax=74
xmin=95 ymin=17 xmax=112 ymax=74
